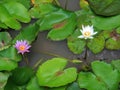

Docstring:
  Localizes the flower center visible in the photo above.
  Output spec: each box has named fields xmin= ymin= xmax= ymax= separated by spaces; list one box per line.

xmin=19 ymin=45 xmax=25 ymax=51
xmin=83 ymin=31 xmax=91 ymax=37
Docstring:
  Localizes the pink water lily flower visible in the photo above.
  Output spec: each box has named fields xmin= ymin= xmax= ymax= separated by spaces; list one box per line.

xmin=15 ymin=40 xmax=31 ymax=54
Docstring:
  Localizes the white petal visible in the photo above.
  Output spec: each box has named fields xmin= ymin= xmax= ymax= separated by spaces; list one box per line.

xmin=78 ymin=35 xmax=84 ymax=38
xmin=88 ymin=36 xmax=93 ymax=39
xmin=80 ymin=30 xmax=83 ymax=34
xmin=82 ymin=25 xmax=85 ymax=30
xmin=92 ymin=32 xmax=97 ymax=35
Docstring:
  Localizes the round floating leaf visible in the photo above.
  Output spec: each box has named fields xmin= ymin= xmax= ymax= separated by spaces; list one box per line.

xmin=92 ymin=15 xmax=120 ymax=30
xmin=36 ymin=58 xmax=77 ymax=87
xmin=13 ymin=24 xmax=39 ymax=44
xmin=0 ymin=46 xmax=21 ymax=62
xmin=105 ymin=38 xmax=120 ymax=50
xmin=0 ymin=5 xmax=21 ymax=30
xmin=77 ymin=9 xmax=93 ymax=28
xmin=78 ymin=72 xmax=107 ymax=90
xmin=92 ymin=61 xmax=120 ymax=90
xmin=88 ymin=0 xmax=120 ymax=16
xmin=111 ymin=60 xmax=120 ymax=72
xmin=26 ymin=76 xmax=45 ymax=90
xmin=67 ymin=82 xmax=81 ymax=90
xmin=99 ymin=30 xmax=112 ymax=40
xmin=3 ymin=1 xmax=31 ymax=23
xmin=11 ymin=66 xmax=34 ymax=85
xmin=39 ymin=9 xmax=72 ymax=31
xmin=30 ymin=3 xmax=58 ymax=18
xmin=0 ymin=57 xmax=18 ymax=71
xmin=67 ymin=29 xmax=86 ymax=54
xmin=87 ymin=36 xmax=105 ymax=54
xmin=0 ymin=22 xmax=8 ymax=29
xmin=48 ymin=13 xmax=76 ymax=40
xmin=0 ymin=72 xmax=10 ymax=90
xmin=48 ymin=86 xmax=66 ymax=90
xmin=116 ymin=27 xmax=120 ymax=34
xmin=0 ymin=32 xmax=12 ymax=49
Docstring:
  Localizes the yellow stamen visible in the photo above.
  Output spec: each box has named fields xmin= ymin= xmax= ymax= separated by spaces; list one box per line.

xmin=19 ymin=45 xmax=25 ymax=51
xmin=84 ymin=31 xmax=91 ymax=37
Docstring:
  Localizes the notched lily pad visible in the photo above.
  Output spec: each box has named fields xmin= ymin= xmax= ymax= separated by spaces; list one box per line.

xmin=92 ymin=15 xmax=120 ymax=30
xmin=87 ymin=36 xmax=105 ymax=54
xmin=48 ymin=13 xmax=76 ymax=40
xmin=92 ymin=61 xmax=119 ymax=90
xmin=0 ymin=72 xmax=10 ymax=90
xmin=67 ymin=29 xmax=86 ymax=54
xmin=106 ymin=37 xmax=120 ymax=50
xmin=36 ymin=58 xmax=77 ymax=87
xmin=3 ymin=1 xmax=31 ymax=23
xmin=0 ymin=32 xmax=12 ymax=49
xmin=78 ymin=61 xmax=120 ymax=90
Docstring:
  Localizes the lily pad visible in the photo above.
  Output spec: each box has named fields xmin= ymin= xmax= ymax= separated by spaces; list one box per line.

xmin=111 ymin=60 xmax=120 ymax=72
xmin=0 ymin=72 xmax=10 ymax=90
xmin=0 ymin=32 xmax=12 ymax=49
xmin=13 ymin=23 xmax=39 ymax=44
xmin=67 ymin=82 xmax=81 ymax=90
xmin=0 ymin=5 xmax=21 ymax=30
xmin=36 ymin=58 xmax=77 ymax=87
xmin=26 ymin=76 xmax=45 ymax=90
xmin=87 ymin=36 xmax=105 ymax=54
xmin=105 ymin=38 xmax=120 ymax=50
xmin=78 ymin=72 xmax=107 ymax=90
xmin=92 ymin=61 xmax=119 ymax=90
xmin=48 ymin=13 xmax=76 ymax=40
xmin=29 ymin=3 xmax=58 ymax=18
xmin=78 ymin=61 xmax=120 ymax=90
xmin=67 ymin=29 xmax=86 ymax=54
xmin=92 ymin=15 xmax=120 ymax=30
xmin=3 ymin=1 xmax=31 ymax=23
xmin=0 ymin=56 xmax=18 ymax=71
xmin=39 ymin=9 xmax=73 ymax=31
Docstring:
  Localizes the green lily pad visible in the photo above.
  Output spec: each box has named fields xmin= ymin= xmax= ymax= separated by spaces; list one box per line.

xmin=87 ymin=36 xmax=105 ymax=54
xmin=0 ymin=32 xmax=12 ymax=49
xmin=67 ymin=82 xmax=81 ymax=90
xmin=78 ymin=61 xmax=120 ymax=90
xmin=92 ymin=61 xmax=119 ymax=90
xmin=36 ymin=58 xmax=77 ymax=87
xmin=3 ymin=1 xmax=31 ymax=23
xmin=78 ymin=72 xmax=107 ymax=90
xmin=13 ymin=23 xmax=39 ymax=44
xmin=88 ymin=0 xmax=120 ymax=16
xmin=0 ymin=46 xmax=21 ymax=62
xmin=0 ymin=5 xmax=21 ymax=30
xmin=0 ymin=22 xmax=8 ymax=29
xmin=111 ymin=60 xmax=120 ymax=72
xmin=0 ymin=72 xmax=10 ymax=90
xmin=11 ymin=66 xmax=34 ymax=85
xmin=92 ymin=15 xmax=120 ymax=30
xmin=39 ymin=9 xmax=73 ymax=31
xmin=67 ymin=29 xmax=86 ymax=54
xmin=29 ymin=3 xmax=58 ymax=18
xmin=26 ymin=76 xmax=45 ymax=90
xmin=105 ymin=38 xmax=120 ymax=50
xmin=0 ymin=56 xmax=18 ymax=71
xmin=48 ymin=13 xmax=76 ymax=40
xmin=99 ymin=30 xmax=112 ymax=39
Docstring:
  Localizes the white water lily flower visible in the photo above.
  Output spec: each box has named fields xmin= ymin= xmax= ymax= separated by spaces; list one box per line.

xmin=78 ymin=25 xmax=97 ymax=39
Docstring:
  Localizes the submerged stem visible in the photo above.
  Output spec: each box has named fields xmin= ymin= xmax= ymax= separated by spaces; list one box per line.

xmin=23 ymin=54 xmax=29 ymax=65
